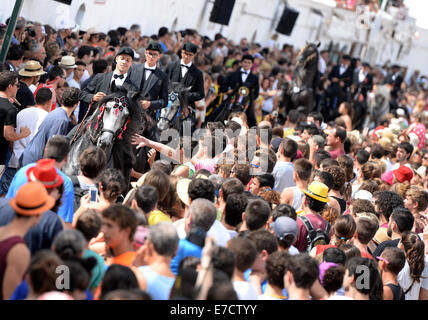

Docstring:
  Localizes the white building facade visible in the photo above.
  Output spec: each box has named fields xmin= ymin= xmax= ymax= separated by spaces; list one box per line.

xmin=1 ymin=0 xmax=428 ymax=77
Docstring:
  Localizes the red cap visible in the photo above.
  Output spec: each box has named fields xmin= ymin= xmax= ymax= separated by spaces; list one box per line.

xmin=393 ymin=166 xmax=413 ymax=183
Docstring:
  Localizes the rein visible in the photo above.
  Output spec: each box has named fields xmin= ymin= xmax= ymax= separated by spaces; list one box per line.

xmin=78 ymin=97 xmax=131 ymax=145
xmin=71 ymin=101 xmax=95 ymax=145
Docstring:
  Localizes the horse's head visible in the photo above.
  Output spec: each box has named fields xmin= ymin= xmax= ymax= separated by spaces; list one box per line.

xmin=158 ymin=82 xmax=191 ymax=131
xmin=94 ymin=83 xmax=141 ymax=150
xmin=296 ymin=42 xmax=320 ymax=68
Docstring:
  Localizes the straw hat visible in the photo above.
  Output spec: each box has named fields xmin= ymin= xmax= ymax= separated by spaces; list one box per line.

xmin=130 ymin=172 xmax=149 ymax=189
xmin=86 ymin=27 xmax=99 ymax=35
xmin=415 ymin=166 xmax=426 ymax=178
xmin=26 ymin=159 xmax=64 ymax=189
xmin=176 ymin=173 xmax=210 ymax=207
xmin=303 ymin=181 xmax=329 ymax=203
xmin=378 ymin=137 xmax=392 ymax=153
xmin=9 ymin=182 xmax=55 ymax=216
xmin=59 ymin=55 xmax=77 ymax=69
xmin=18 ymin=60 xmax=46 ymax=77
xmin=176 ymin=178 xmax=192 ymax=207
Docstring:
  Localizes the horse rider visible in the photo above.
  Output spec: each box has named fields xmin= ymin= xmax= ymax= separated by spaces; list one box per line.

xmin=220 ymin=54 xmax=259 ymax=127
xmin=127 ymin=41 xmax=169 ymax=141
xmin=79 ymin=46 xmax=136 ymax=106
xmin=165 ymin=42 xmax=204 ymax=133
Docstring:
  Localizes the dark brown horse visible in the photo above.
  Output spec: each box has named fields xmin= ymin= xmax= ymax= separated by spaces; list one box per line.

xmin=280 ymin=42 xmax=320 ymax=115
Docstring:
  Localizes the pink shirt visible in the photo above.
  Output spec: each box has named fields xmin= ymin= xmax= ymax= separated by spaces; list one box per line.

xmin=194 ymin=158 xmax=216 ymax=173
xmin=329 ymin=148 xmax=345 ymax=160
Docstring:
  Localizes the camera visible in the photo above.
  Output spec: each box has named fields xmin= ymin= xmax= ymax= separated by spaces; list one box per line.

xmin=25 ymin=27 xmax=36 ymax=38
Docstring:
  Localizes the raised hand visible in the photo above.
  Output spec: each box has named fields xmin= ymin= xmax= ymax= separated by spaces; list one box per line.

xmin=131 ymin=134 xmax=149 ymax=149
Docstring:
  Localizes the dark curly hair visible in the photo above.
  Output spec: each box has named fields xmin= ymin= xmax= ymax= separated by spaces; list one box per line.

xmin=265 ymin=251 xmax=291 ymax=289
xmin=322 ymin=264 xmax=345 ymax=294
xmin=323 ymin=165 xmax=346 ymax=193
xmin=99 ymin=168 xmax=126 ymax=202
xmin=373 ymin=191 xmax=404 ymax=221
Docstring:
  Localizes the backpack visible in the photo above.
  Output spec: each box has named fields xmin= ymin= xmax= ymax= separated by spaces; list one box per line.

xmin=70 ymin=175 xmax=90 ymax=213
xmin=298 ymin=215 xmax=331 ymax=253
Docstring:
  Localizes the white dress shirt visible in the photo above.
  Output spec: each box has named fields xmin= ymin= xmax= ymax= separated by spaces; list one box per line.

xmin=241 ymin=68 xmax=250 ymax=83
xmin=358 ymin=70 xmax=367 ymax=83
xmin=339 ymin=65 xmax=347 ymax=75
xmin=144 ymin=63 xmax=156 ymax=81
xmin=180 ymin=59 xmax=192 ymax=78
xmin=111 ymin=71 xmax=128 ymax=87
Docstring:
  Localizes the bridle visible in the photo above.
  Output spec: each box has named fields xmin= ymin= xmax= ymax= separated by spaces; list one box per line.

xmin=157 ymin=91 xmax=181 ymax=126
xmin=89 ymin=96 xmax=131 ymax=145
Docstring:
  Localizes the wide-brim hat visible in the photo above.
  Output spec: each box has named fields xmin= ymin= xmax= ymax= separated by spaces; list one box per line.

xmin=18 ymin=60 xmax=46 ymax=77
xmin=130 ymin=172 xmax=148 ymax=189
xmin=26 ymin=159 xmax=64 ymax=189
xmin=176 ymin=178 xmax=191 ymax=207
xmin=59 ymin=55 xmax=77 ymax=69
xmin=10 ymin=182 xmax=55 ymax=216
xmin=415 ymin=165 xmax=426 ymax=178
xmin=303 ymin=181 xmax=329 ymax=203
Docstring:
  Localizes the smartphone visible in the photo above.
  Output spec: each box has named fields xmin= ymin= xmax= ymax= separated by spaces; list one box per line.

xmin=89 ymin=187 xmax=98 ymax=203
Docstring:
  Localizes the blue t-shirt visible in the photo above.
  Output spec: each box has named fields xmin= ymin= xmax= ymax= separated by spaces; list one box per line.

xmin=22 ymin=107 xmax=70 ymax=166
xmin=170 ymin=238 xmax=202 ymax=275
xmin=6 ymin=163 xmax=75 ymax=223
xmin=159 ymin=41 xmax=168 ymax=53
xmin=138 ymin=266 xmax=175 ymax=300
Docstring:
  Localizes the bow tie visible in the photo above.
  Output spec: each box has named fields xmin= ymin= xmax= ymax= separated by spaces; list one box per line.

xmin=145 ymin=68 xmax=155 ymax=72
xmin=113 ymin=74 xmax=124 ymax=79
xmin=241 ymin=70 xmax=249 ymax=75
xmin=181 ymin=64 xmax=190 ymax=69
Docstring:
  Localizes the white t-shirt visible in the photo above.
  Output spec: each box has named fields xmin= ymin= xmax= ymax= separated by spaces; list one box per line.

xmin=397 ymin=255 xmax=428 ymax=300
xmin=233 ymin=281 xmax=259 ymax=300
xmin=260 ymin=88 xmax=275 ymax=113
xmin=80 ymin=70 xmax=90 ymax=85
xmin=9 ymin=107 xmax=48 ymax=168
xmin=288 ymin=245 xmax=300 ymax=256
